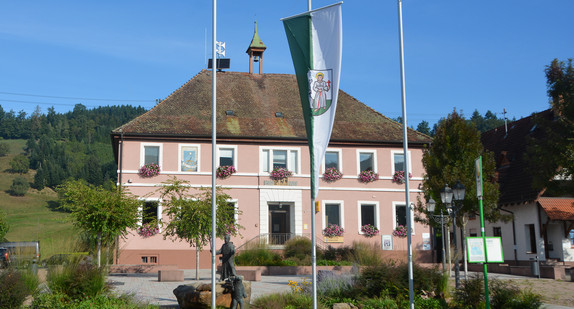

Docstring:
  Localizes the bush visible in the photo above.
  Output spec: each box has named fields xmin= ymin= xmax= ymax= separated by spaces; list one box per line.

xmin=0 ymin=142 xmax=9 ymax=156
xmin=251 ymin=292 xmax=328 ymax=309
xmin=10 ymin=176 xmax=29 ymax=196
xmin=235 ymin=243 xmax=285 ymax=266
xmin=451 ymin=274 xmax=486 ymax=309
xmin=356 ymin=262 xmax=445 ymax=300
xmin=490 ymin=280 xmax=542 ymax=309
xmin=32 ymin=292 xmax=158 ymax=309
xmin=351 ymin=241 xmax=381 ymax=266
xmin=47 ymin=262 xmax=109 ymax=300
xmin=323 ymin=245 xmax=353 ymax=262
xmin=317 ymin=271 xmax=356 ymax=299
xmin=359 ymin=297 xmax=399 ymax=309
xmin=0 ymin=268 xmax=38 ymax=308
xmin=284 ymin=237 xmax=321 ymax=262
xmin=10 ymin=154 xmax=29 ymax=174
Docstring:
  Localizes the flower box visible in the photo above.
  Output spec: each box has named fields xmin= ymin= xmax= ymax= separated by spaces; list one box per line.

xmin=139 ymin=163 xmax=160 ymax=178
xmin=392 ymin=170 xmax=412 ymax=184
xmin=323 ymin=167 xmax=343 ymax=182
xmin=360 ymin=224 xmax=379 ymax=238
xmin=358 ymin=170 xmax=378 ymax=183
xmin=216 ymin=165 xmax=236 ymax=179
xmin=270 ymin=167 xmax=293 ymax=181
xmin=137 ymin=223 xmax=159 ymax=238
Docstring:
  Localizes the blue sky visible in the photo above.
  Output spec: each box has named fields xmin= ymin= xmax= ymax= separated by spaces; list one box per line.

xmin=1 ymin=1 xmax=572 ymax=127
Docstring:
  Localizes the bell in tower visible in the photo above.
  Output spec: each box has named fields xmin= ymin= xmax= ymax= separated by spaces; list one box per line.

xmin=246 ymin=20 xmax=267 ymax=74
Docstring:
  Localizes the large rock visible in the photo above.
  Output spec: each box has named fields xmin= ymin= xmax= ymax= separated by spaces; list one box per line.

xmin=173 ymin=281 xmax=251 ymax=309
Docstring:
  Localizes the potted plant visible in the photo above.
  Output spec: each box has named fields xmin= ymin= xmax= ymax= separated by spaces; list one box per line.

xmin=358 ymin=170 xmax=378 ymax=183
xmin=216 ymin=165 xmax=236 ymax=179
xmin=139 ymin=163 xmax=160 ymax=178
xmin=360 ymin=224 xmax=379 ymax=238
xmin=392 ymin=225 xmax=408 ymax=238
xmin=137 ymin=223 xmax=159 ymax=238
xmin=392 ymin=170 xmax=412 ymax=184
xmin=323 ymin=167 xmax=343 ymax=182
xmin=270 ymin=166 xmax=293 ymax=185
xmin=323 ymin=223 xmax=344 ymax=242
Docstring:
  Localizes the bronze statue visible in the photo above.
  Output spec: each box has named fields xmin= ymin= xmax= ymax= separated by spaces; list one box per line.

xmin=215 ymin=234 xmax=237 ymax=281
xmin=230 ymin=276 xmax=247 ymax=309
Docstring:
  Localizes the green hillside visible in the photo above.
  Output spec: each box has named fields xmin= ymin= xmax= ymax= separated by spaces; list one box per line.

xmin=0 ymin=139 xmax=76 ymax=259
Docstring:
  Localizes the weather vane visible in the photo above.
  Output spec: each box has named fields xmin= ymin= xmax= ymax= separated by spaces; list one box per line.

xmin=216 ymin=41 xmax=225 ymax=58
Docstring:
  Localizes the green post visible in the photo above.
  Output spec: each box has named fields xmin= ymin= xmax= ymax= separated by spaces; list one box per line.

xmin=476 ymin=157 xmax=490 ymax=308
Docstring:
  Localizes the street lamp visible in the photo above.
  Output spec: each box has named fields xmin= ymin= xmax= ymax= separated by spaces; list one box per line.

xmin=442 ymin=182 xmax=465 ymax=289
xmin=426 ymin=198 xmax=450 ymax=272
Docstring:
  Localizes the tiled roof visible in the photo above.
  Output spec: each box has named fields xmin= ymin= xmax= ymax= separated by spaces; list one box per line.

xmin=538 ymin=197 xmax=574 ymax=221
xmin=481 ymin=109 xmax=553 ymax=205
xmin=113 ymin=70 xmax=430 ymax=144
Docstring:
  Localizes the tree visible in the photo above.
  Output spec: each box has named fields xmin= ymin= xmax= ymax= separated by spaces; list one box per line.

xmin=0 ymin=210 xmax=9 ymax=242
xmin=10 ymin=155 xmax=29 ymax=174
xmin=159 ymin=177 xmax=241 ymax=280
xmin=416 ymin=120 xmax=432 ymax=136
xmin=0 ymin=142 xmax=9 ymax=157
xmin=526 ymin=59 xmax=574 ymax=194
xmin=57 ymin=180 xmax=141 ymax=267
xmin=416 ymin=109 xmax=500 ymax=222
xmin=10 ymin=176 xmax=29 ymax=196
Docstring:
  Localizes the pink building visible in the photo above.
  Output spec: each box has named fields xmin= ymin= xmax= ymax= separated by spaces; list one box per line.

xmin=111 ymin=29 xmax=432 ymax=269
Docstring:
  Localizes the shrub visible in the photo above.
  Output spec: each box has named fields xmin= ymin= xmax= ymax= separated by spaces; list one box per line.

xmin=251 ymin=292 xmax=327 ymax=309
xmin=323 ymin=245 xmax=353 ymax=262
xmin=0 ymin=142 xmax=9 ymax=156
xmin=284 ymin=237 xmax=323 ymax=262
xmin=317 ymin=271 xmax=356 ymax=299
xmin=359 ymin=297 xmax=399 ymax=309
xmin=351 ymin=241 xmax=381 ymax=266
xmin=357 ymin=262 xmax=445 ymax=300
xmin=0 ymin=268 xmax=38 ymax=308
xmin=10 ymin=154 xmax=29 ymax=174
xmin=47 ymin=262 xmax=109 ymax=300
xmin=451 ymin=274 xmax=486 ymax=309
xmin=235 ymin=243 xmax=284 ymax=266
xmin=10 ymin=176 xmax=29 ymax=196
xmin=32 ymin=292 xmax=158 ymax=309
xmin=490 ymin=280 xmax=542 ymax=309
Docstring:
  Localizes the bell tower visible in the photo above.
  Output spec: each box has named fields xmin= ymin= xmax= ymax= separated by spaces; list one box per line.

xmin=246 ymin=20 xmax=266 ymax=74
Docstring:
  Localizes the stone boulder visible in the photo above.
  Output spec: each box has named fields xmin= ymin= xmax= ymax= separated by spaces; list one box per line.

xmin=173 ymin=281 xmax=251 ymax=309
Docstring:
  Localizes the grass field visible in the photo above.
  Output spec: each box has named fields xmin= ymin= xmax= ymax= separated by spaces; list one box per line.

xmin=0 ymin=139 xmax=76 ymax=259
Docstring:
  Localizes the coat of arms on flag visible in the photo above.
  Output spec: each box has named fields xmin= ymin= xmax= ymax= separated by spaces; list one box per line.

xmin=308 ymin=69 xmax=333 ymax=116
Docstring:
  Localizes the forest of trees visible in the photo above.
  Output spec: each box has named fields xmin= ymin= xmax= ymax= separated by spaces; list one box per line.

xmin=407 ymin=109 xmax=511 ymax=136
xmin=0 ymin=104 xmax=147 ymax=190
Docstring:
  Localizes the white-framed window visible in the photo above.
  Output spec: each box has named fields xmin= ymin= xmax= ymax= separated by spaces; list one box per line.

xmin=391 ymin=150 xmax=412 ymax=174
xmin=139 ymin=198 xmax=162 ymax=230
xmin=218 ymin=146 xmax=237 ymax=168
xmin=141 ymin=143 xmax=162 ymax=166
xmin=357 ymin=150 xmax=377 ymax=173
xmin=261 ymin=147 xmax=300 ymax=174
xmin=322 ymin=200 xmax=345 ymax=229
xmin=179 ymin=144 xmax=200 ymax=172
xmin=323 ymin=149 xmax=342 ymax=172
xmin=392 ymin=202 xmax=415 ymax=234
xmin=357 ymin=201 xmax=380 ymax=233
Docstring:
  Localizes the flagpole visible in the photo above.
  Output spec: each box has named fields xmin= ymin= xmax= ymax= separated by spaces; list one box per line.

xmin=397 ymin=1 xmax=414 ymax=308
xmin=308 ymin=2 xmax=317 ymax=308
xmin=211 ymin=0 xmax=217 ymax=308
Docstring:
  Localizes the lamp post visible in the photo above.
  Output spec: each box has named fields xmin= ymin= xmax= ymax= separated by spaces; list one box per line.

xmin=442 ymin=182 xmax=465 ymax=289
xmin=426 ymin=198 xmax=450 ymax=272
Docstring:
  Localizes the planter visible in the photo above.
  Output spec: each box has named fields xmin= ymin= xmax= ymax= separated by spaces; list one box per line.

xmin=324 ymin=236 xmax=344 ymax=243
xmin=273 ymin=178 xmax=289 ymax=186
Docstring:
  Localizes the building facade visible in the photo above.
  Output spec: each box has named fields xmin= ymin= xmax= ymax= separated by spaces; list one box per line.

xmin=111 ymin=29 xmax=432 ymax=269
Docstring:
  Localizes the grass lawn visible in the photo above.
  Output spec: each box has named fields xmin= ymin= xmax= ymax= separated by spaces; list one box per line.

xmin=0 ymin=139 xmax=76 ymax=259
